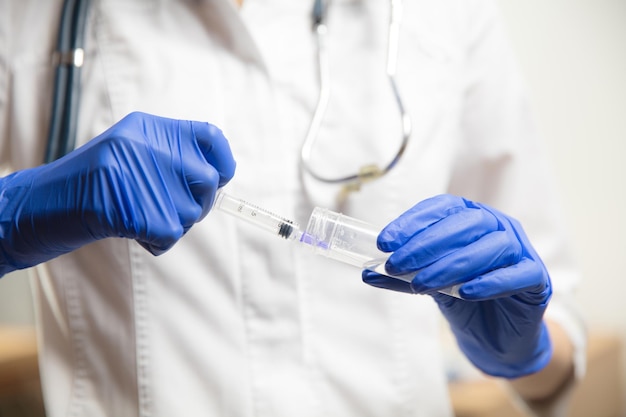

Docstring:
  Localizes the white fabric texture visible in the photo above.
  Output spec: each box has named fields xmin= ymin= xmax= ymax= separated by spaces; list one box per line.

xmin=0 ymin=0 xmax=585 ymax=416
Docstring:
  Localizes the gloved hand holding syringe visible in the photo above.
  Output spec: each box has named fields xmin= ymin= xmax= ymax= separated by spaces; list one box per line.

xmin=213 ymin=190 xmax=462 ymax=298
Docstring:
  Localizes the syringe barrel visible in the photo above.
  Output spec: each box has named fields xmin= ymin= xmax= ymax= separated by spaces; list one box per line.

xmin=213 ymin=191 xmax=300 ymax=239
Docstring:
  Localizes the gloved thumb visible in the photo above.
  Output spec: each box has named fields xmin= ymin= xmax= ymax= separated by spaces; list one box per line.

xmin=192 ymin=122 xmax=236 ymax=187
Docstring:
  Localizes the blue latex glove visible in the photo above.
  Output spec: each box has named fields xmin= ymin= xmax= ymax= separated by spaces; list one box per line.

xmin=0 ymin=112 xmax=235 ymax=276
xmin=362 ymin=194 xmax=552 ymax=378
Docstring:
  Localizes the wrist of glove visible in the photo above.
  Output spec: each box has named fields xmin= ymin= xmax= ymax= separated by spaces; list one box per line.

xmin=0 ymin=112 xmax=235 ymax=276
xmin=362 ymin=194 xmax=553 ymax=378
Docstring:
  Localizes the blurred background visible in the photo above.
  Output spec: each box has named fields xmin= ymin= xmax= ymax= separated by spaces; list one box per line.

xmin=0 ymin=0 xmax=624 ymax=416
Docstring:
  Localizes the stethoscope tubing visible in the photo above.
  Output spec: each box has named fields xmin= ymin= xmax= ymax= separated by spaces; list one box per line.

xmin=45 ymin=0 xmax=91 ymax=163
xmin=300 ymin=0 xmax=412 ymax=190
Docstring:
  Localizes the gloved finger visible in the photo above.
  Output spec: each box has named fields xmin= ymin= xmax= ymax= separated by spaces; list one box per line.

xmin=109 ymin=113 xmax=202 ymax=234
xmin=176 ymin=120 xmax=222 ymax=220
xmin=184 ymin=165 xmax=221 ymax=221
xmin=385 ymin=206 xmax=499 ymax=275
xmin=134 ymin=211 xmax=185 ymax=256
xmin=362 ymin=270 xmax=415 ymax=294
xmin=458 ymin=258 xmax=551 ymax=302
xmin=137 ymin=239 xmax=178 ymax=257
xmin=191 ymin=122 xmax=236 ymax=187
xmin=409 ymin=229 xmax=522 ymax=293
xmin=378 ymin=194 xmax=468 ymax=252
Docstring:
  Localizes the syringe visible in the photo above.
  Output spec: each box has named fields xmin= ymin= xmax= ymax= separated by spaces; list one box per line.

xmin=213 ymin=190 xmax=461 ymax=298
xmin=213 ymin=191 xmax=303 ymax=241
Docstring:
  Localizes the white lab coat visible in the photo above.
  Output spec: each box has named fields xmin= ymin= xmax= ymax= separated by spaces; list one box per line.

xmin=0 ymin=0 xmax=585 ymax=416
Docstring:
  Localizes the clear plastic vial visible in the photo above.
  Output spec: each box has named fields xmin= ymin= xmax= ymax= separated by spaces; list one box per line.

xmin=300 ymin=207 xmax=388 ymax=269
xmin=299 ymin=207 xmax=461 ymax=298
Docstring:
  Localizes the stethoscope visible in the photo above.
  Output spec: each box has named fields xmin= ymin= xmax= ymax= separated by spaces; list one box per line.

xmin=46 ymin=0 xmax=412 ymax=193
xmin=302 ymin=0 xmax=412 ymax=194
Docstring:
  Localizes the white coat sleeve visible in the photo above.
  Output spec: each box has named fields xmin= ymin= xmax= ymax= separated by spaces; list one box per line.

xmin=447 ymin=0 xmax=587 ymax=416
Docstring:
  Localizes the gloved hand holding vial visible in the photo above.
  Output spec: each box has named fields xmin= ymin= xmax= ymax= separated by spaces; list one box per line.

xmin=215 ymin=191 xmax=553 ymax=378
